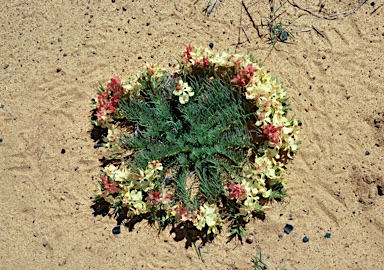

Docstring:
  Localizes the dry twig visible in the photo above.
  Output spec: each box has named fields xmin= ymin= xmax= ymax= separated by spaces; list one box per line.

xmin=241 ymin=26 xmax=251 ymax=43
xmin=312 ymin=26 xmax=325 ymax=38
xmin=197 ymin=244 xmax=205 ymax=263
xmin=207 ymin=0 xmax=217 ymax=16
xmin=242 ymin=1 xmax=262 ymax=38
xmin=370 ymin=3 xmax=384 ymax=15
xmin=289 ymin=0 xmax=367 ymax=20
xmin=38 ymin=147 xmax=45 ymax=160
xmin=0 ymin=103 xmax=17 ymax=120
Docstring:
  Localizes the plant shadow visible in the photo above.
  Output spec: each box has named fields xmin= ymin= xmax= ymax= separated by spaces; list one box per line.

xmin=91 ymin=200 xmax=212 ymax=249
xmin=91 ymin=198 xmax=276 ymax=251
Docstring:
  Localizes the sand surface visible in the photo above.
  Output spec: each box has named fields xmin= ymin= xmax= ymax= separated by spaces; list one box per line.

xmin=1 ymin=1 xmax=383 ymax=269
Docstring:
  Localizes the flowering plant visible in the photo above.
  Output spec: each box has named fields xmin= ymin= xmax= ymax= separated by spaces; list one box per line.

xmin=91 ymin=45 xmax=300 ymax=237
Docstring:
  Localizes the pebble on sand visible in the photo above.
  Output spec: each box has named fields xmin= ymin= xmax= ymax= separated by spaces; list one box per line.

xmin=284 ymin=224 xmax=294 ymax=234
xmin=112 ymin=226 xmax=121 ymax=234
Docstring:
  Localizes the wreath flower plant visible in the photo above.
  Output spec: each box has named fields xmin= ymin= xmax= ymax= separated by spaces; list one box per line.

xmin=91 ymin=45 xmax=300 ymax=237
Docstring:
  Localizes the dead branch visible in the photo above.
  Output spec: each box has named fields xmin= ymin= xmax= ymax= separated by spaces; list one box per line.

xmin=289 ymin=0 xmax=367 ymax=20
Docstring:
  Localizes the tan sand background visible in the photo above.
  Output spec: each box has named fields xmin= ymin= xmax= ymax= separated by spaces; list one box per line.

xmin=1 ymin=0 xmax=383 ymax=269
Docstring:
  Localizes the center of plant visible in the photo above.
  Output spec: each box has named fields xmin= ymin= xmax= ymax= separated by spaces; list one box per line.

xmin=120 ymin=75 xmax=254 ymax=206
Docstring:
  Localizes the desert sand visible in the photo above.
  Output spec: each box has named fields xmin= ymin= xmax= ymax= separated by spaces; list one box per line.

xmin=0 ymin=1 xmax=383 ymax=269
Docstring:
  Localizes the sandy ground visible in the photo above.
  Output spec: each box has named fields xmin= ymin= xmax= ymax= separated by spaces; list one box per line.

xmin=1 ymin=1 xmax=383 ymax=269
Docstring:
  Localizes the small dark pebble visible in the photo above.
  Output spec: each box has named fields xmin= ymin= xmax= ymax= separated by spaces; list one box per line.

xmin=43 ymin=241 xmax=48 ymax=247
xmin=74 ymin=166 xmax=79 ymax=171
xmin=58 ymin=38 xmax=61 ymax=42
xmin=4 ymin=64 xmax=9 ymax=70
xmin=61 ymin=148 xmax=66 ymax=154
xmin=324 ymin=233 xmax=331 ymax=238
xmin=56 ymin=68 xmax=62 ymax=73
xmin=280 ymin=31 xmax=288 ymax=42
xmin=0 ymin=138 xmax=2 ymax=143
xmin=320 ymin=3 xmax=325 ymax=8
xmin=377 ymin=185 xmax=383 ymax=196
xmin=94 ymin=143 xmax=104 ymax=148
xmin=112 ymin=225 xmax=121 ymax=234
xmin=165 ymin=178 xmax=172 ymax=185
xmin=209 ymin=42 xmax=214 ymax=49
xmin=284 ymin=224 xmax=294 ymax=234
xmin=298 ymin=120 xmax=302 ymax=126
xmin=303 ymin=236 xmax=309 ymax=243
xmin=278 ymin=233 xmax=284 ymax=238
xmin=370 ymin=2 xmax=375 ymax=7
xmin=365 ymin=151 xmax=370 ymax=156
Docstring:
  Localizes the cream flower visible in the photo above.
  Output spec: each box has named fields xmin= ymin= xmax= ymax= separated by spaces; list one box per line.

xmin=173 ymin=79 xmax=194 ymax=104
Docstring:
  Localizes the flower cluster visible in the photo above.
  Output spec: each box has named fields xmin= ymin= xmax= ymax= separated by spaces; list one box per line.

xmin=94 ymin=160 xmax=224 ymax=233
xmin=95 ymin=77 xmax=126 ymax=123
xmin=92 ymin=45 xmax=300 ymax=236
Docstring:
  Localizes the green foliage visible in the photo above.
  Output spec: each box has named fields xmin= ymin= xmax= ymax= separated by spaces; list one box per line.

xmin=230 ymin=223 xmax=246 ymax=239
xmin=252 ymin=251 xmax=288 ymax=269
xmin=261 ymin=1 xmax=294 ymax=46
xmin=253 ymin=251 xmax=268 ymax=270
xmin=119 ymin=74 xmax=256 ymax=207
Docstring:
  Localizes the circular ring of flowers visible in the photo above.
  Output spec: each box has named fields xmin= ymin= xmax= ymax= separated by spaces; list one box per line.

xmin=92 ymin=45 xmax=300 ymax=236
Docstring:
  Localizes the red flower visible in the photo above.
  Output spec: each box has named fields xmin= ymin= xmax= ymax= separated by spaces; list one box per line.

xmin=101 ymin=176 xmax=121 ymax=194
xmin=95 ymin=77 xmax=125 ymax=121
xmin=108 ymin=95 xmax=119 ymax=112
xmin=146 ymin=190 xmax=171 ymax=204
xmin=202 ymin=56 xmax=210 ymax=67
xmin=107 ymin=77 xmax=125 ymax=96
xmin=232 ymin=74 xmax=246 ymax=87
xmin=146 ymin=64 xmax=155 ymax=76
xmin=232 ymin=63 xmax=257 ymax=87
xmin=262 ymin=123 xmax=282 ymax=146
xmin=227 ymin=182 xmax=247 ymax=204
xmin=183 ymin=45 xmax=195 ymax=62
xmin=175 ymin=203 xmax=191 ymax=221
